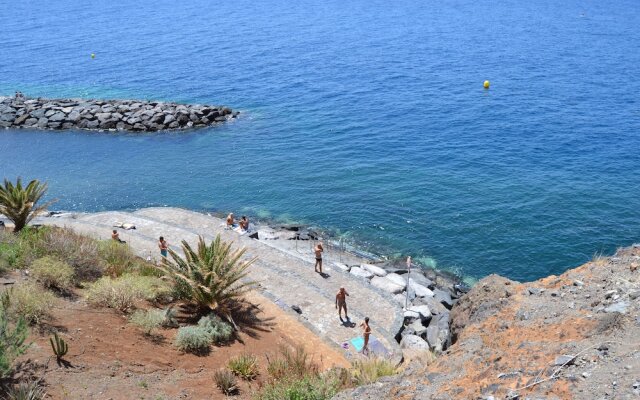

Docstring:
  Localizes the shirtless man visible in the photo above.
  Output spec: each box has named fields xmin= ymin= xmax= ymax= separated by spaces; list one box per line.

xmin=335 ymin=287 xmax=349 ymax=320
xmin=314 ymin=242 xmax=324 ymax=273
xmin=111 ymin=229 xmax=125 ymax=243
xmin=239 ymin=215 xmax=249 ymax=232
xmin=226 ymin=213 xmax=235 ymax=228
xmin=158 ymin=236 xmax=168 ymax=258
xmin=360 ymin=317 xmax=371 ymax=355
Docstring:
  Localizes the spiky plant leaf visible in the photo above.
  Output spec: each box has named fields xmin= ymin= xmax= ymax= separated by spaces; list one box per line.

xmin=156 ymin=235 xmax=256 ymax=325
xmin=0 ymin=178 xmax=56 ymax=232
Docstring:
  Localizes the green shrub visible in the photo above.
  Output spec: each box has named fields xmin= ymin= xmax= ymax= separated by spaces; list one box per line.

xmin=228 ymin=354 xmax=259 ymax=381
xmin=30 ymin=256 xmax=74 ymax=291
xmin=161 ymin=306 xmax=179 ymax=328
xmin=6 ymin=282 xmax=55 ymax=325
xmin=255 ymin=373 xmax=341 ymax=400
xmin=350 ymin=357 xmax=396 ymax=385
xmin=86 ymin=275 xmax=171 ymax=313
xmin=213 ymin=369 xmax=238 ymax=395
xmin=0 ymin=306 xmax=29 ymax=378
xmin=3 ymin=380 xmax=46 ymax=400
xmin=0 ymin=231 xmax=20 ymax=273
xmin=174 ymin=326 xmax=211 ymax=354
xmin=98 ymin=241 xmax=139 ymax=277
xmin=129 ymin=309 xmax=165 ymax=335
xmin=197 ymin=313 xmax=233 ymax=344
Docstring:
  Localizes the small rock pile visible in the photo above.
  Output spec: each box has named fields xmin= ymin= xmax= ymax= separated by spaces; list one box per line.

xmin=0 ymin=92 xmax=238 ymax=132
xmin=335 ymin=261 xmax=467 ymax=356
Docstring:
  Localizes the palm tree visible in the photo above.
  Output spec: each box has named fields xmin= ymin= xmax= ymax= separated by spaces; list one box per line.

xmin=157 ymin=235 xmax=257 ymax=327
xmin=0 ymin=178 xmax=55 ymax=232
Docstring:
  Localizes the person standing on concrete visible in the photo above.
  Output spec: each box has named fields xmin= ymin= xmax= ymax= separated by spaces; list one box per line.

xmin=158 ymin=236 xmax=168 ymax=258
xmin=314 ymin=242 xmax=324 ymax=273
xmin=360 ymin=317 xmax=371 ymax=355
xmin=335 ymin=287 xmax=350 ymax=320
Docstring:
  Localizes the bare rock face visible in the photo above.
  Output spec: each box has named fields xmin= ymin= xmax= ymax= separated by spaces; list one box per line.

xmin=0 ymin=92 xmax=239 ymax=132
xmin=450 ymin=274 xmax=516 ymax=341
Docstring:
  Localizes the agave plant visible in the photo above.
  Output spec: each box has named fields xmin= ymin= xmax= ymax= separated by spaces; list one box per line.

xmin=0 ymin=178 xmax=56 ymax=232
xmin=157 ymin=235 xmax=256 ymax=326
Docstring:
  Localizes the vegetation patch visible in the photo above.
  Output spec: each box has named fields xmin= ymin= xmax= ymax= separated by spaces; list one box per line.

xmin=174 ymin=326 xmax=212 ymax=354
xmin=5 ymin=282 xmax=55 ymax=325
xmin=2 ymin=380 xmax=46 ymax=400
xmin=173 ymin=314 xmax=234 ymax=354
xmin=213 ymin=369 xmax=238 ymax=396
xmin=350 ymin=357 xmax=396 ymax=385
xmin=129 ymin=309 xmax=166 ymax=335
xmin=197 ymin=313 xmax=233 ymax=344
xmin=0 ymin=305 xmax=29 ymax=378
xmin=227 ymin=354 xmax=259 ymax=381
xmin=266 ymin=344 xmax=319 ymax=380
xmin=29 ymin=256 xmax=75 ymax=292
xmin=86 ymin=275 xmax=171 ymax=313
xmin=98 ymin=241 xmax=141 ymax=277
xmin=255 ymin=372 xmax=341 ymax=400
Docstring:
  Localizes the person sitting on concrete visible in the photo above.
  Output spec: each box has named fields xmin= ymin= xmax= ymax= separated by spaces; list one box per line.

xmin=226 ymin=213 xmax=236 ymax=229
xmin=111 ymin=229 xmax=126 ymax=244
xmin=239 ymin=215 xmax=249 ymax=232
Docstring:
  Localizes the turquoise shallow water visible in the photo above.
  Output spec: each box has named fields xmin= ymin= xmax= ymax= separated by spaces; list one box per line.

xmin=1 ymin=0 xmax=639 ymax=281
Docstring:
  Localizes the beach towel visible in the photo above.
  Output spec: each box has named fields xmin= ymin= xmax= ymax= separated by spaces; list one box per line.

xmin=349 ymin=335 xmax=388 ymax=356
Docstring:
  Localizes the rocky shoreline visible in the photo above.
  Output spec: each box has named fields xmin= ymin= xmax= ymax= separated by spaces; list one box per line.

xmin=259 ymin=219 xmax=466 ymax=356
xmin=0 ymin=92 xmax=238 ymax=132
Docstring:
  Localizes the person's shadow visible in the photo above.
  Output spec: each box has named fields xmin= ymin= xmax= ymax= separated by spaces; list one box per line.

xmin=340 ymin=316 xmax=356 ymax=328
xmin=318 ymin=272 xmax=330 ymax=279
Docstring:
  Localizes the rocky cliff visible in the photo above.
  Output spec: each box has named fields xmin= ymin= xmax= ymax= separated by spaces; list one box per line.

xmin=335 ymin=244 xmax=640 ymax=400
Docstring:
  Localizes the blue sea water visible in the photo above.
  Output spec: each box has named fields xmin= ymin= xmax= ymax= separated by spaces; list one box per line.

xmin=1 ymin=0 xmax=639 ymax=282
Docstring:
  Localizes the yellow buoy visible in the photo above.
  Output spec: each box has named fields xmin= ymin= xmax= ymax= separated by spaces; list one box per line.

xmin=483 ymin=80 xmax=490 ymax=89
xmin=91 ymin=53 xmax=95 ymax=59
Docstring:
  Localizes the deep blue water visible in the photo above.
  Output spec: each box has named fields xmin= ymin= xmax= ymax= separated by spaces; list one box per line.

xmin=1 ymin=0 xmax=639 ymax=282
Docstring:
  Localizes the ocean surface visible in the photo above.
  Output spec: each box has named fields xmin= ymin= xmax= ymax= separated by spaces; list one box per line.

xmin=1 ymin=0 xmax=639 ymax=282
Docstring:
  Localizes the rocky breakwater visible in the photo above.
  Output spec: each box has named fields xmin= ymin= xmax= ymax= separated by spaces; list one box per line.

xmin=335 ymin=243 xmax=640 ymax=400
xmin=0 ymin=92 xmax=238 ymax=132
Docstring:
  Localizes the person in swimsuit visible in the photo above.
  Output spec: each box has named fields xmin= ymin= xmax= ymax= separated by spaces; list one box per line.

xmin=314 ymin=242 xmax=324 ymax=273
xmin=111 ymin=229 xmax=125 ymax=243
xmin=158 ymin=236 xmax=168 ymax=258
xmin=335 ymin=287 xmax=350 ymax=320
xmin=360 ymin=317 xmax=371 ymax=355
xmin=239 ymin=215 xmax=249 ymax=232
xmin=226 ymin=213 xmax=235 ymax=229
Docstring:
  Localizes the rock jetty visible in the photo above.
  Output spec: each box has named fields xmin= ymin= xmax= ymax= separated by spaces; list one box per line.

xmin=0 ymin=92 xmax=238 ymax=132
